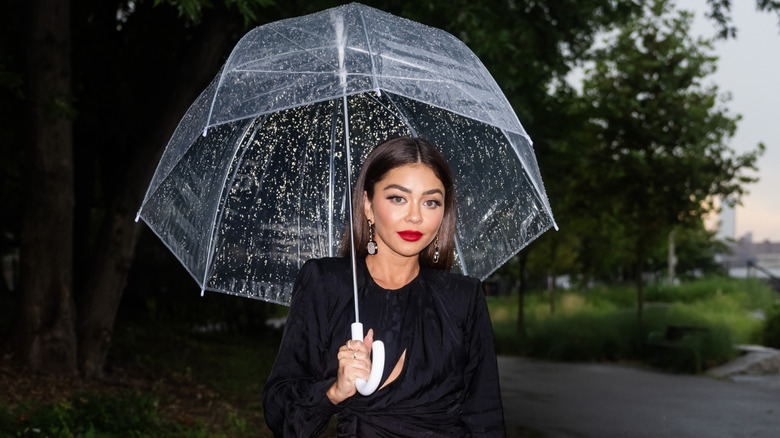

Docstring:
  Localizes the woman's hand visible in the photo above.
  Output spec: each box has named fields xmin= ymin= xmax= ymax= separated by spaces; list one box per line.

xmin=326 ymin=329 xmax=374 ymax=404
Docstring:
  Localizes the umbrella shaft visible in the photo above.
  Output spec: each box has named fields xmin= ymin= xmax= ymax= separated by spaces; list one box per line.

xmin=342 ymin=94 xmax=360 ymax=324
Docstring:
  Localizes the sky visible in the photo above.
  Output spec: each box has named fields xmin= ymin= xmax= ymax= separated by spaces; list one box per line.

xmin=688 ymin=1 xmax=780 ymax=242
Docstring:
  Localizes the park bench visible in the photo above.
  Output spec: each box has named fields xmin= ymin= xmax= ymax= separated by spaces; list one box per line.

xmin=647 ymin=325 xmax=711 ymax=372
xmin=647 ymin=325 xmax=710 ymax=348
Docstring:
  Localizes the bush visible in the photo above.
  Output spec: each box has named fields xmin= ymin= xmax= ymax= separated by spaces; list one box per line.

xmin=0 ymin=402 xmax=15 ymax=435
xmin=2 ymin=391 xmax=187 ymax=438
xmin=520 ymin=309 xmax=643 ymax=362
xmin=645 ymin=324 xmax=735 ymax=373
xmin=764 ymin=305 xmax=780 ymax=349
xmin=489 ymin=276 xmax=772 ymax=373
xmin=645 ymin=276 xmax=775 ymax=309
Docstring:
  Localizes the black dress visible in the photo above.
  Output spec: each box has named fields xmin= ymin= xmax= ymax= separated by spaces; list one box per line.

xmin=262 ymin=257 xmax=505 ymax=437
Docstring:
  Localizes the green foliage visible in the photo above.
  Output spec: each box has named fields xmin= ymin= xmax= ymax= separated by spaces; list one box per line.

xmin=763 ymin=305 xmax=780 ymax=348
xmin=490 ymin=276 xmax=777 ymax=373
xmin=519 ymin=0 xmax=765 ymax=289
xmin=583 ymin=0 xmax=753 ymax=242
xmin=646 ymin=275 xmax=776 ymax=307
xmin=2 ymin=391 xmax=188 ymax=438
xmin=645 ymin=323 xmax=734 ymax=373
xmin=523 ymin=309 xmax=646 ymax=362
xmin=0 ymin=402 xmax=15 ymax=435
xmin=153 ymin=0 xmax=275 ymax=25
xmin=663 ymin=223 xmax=729 ymax=278
xmin=706 ymin=0 xmax=780 ymax=39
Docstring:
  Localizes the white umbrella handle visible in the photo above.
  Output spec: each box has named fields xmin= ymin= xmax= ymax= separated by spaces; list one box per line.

xmin=351 ymin=322 xmax=385 ymax=396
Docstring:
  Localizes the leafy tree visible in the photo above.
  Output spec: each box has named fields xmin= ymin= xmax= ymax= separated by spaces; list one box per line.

xmin=705 ymin=0 xmax=780 ymax=39
xmin=577 ymin=0 xmax=762 ymax=320
xmin=647 ymin=221 xmax=729 ymax=280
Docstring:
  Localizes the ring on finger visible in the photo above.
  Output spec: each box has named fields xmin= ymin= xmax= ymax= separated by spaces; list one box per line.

xmin=347 ymin=340 xmax=353 ymax=350
xmin=353 ymin=351 xmax=358 ymax=360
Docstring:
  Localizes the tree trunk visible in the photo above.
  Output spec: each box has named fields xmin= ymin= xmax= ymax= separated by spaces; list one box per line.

xmin=77 ymin=12 xmax=241 ymax=378
xmin=516 ymin=252 xmax=527 ymax=337
xmin=548 ymin=242 xmax=557 ymax=315
xmin=636 ymin=249 xmax=645 ymax=323
xmin=14 ymin=0 xmax=77 ymax=375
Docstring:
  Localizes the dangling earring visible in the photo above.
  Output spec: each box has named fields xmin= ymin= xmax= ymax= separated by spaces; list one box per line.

xmin=432 ymin=234 xmax=440 ymax=263
xmin=367 ymin=220 xmax=378 ymax=255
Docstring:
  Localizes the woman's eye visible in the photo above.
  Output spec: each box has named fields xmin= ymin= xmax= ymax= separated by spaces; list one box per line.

xmin=423 ymin=200 xmax=442 ymax=208
xmin=389 ymin=196 xmax=406 ymax=204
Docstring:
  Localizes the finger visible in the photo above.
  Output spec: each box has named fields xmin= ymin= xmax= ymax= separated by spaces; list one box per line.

xmin=348 ymin=339 xmax=367 ymax=355
xmin=339 ymin=349 xmax=369 ymax=367
xmin=338 ymin=349 xmax=358 ymax=362
xmin=364 ymin=328 xmax=374 ymax=354
xmin=340 ymin=349 xmax=371 ymax=371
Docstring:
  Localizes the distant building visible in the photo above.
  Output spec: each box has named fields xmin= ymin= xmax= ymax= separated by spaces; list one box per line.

xmin=720 ymin=233 xmax=780 ymax=279
xmin=716 ymin=201 xmax=736 ymax=242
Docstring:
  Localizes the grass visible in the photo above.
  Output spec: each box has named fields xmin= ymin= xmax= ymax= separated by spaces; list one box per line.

xmin=488 ymin=275 xmax=779 ymax=373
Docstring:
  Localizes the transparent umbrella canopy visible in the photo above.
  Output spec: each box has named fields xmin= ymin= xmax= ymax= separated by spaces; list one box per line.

xmin=136 ymin=2 xmax=557 ymax=305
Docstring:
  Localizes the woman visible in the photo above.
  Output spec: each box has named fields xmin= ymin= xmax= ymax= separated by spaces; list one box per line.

xmin=262 ymin=137 xmax=505 ymax=437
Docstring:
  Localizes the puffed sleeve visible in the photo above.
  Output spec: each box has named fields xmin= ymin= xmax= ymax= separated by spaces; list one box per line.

xmin=262 ymin=260 xmax=342 ymax=437
xmin=461 ymin=280 xmax=506 ymax=436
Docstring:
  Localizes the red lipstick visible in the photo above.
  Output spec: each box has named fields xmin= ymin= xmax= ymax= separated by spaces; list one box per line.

xmin=398 ymin=231 xmax=423 ymax=242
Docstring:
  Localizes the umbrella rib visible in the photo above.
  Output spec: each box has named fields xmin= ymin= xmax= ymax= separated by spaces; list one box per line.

xmin=269 ymin=27 xmax=341 ymax=71
xmin=238 ymin=15 xmax=392 ymax=72
xmin=296 ymin=134 xmax=310 ymax=271
xmin=357 ymin=8 xmax=380 ymax=93
xmin=500 ymin=127 xmax=557 ymax=231
xmin=203 ymin=284 xmax=290 ymax=306
xmin=201 ymin=114 xmax=268 ymax=295
xmin=226 ymin=42 xmax=386 ymax=73
xmin=453 ymin=233 xmax=468 ymax=277
xmin=328 ymin=100 xmax=340 ymax=257
xmin=228 ymin=42 xmax=338 ymax=72
xmin=381 ymin=92 xmax=417 ymax=137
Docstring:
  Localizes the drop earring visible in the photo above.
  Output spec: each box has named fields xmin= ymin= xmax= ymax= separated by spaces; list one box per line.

xmin=432 ymin=234 xmax=440 ymax=263
xmin=367 ymin=220 xmax=378 ymax=255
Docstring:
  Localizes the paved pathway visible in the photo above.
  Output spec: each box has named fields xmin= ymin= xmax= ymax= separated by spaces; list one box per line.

xmin=498 ymin=356 xmax=780 ymax=437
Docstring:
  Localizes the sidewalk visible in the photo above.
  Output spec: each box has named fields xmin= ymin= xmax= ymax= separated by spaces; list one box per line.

xmin=498 ymin=356 xmax=780 ymax=437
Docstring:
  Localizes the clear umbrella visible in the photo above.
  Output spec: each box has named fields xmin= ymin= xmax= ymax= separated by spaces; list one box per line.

xmin=137 ymin=2 xmax=555 ymax=303
xmin=136 ymin=2 xmax=557 ymax=394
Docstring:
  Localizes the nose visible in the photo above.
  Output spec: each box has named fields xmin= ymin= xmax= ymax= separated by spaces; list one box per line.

xmin=406 ymin=203 xmax=422 ymax=224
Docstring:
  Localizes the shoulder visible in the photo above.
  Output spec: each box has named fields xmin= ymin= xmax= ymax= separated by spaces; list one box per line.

xmin=420 ymin=268 xmax=483 ymax=311
xmin=422 ymin=267 xmax=481 ymax=293
xmin=291 ymin=257 xmax=353 ymax=301
xmin=300 ymin=257 xmax=351 ymax=277
xmin=296 ymin=256 xmax=353 ymax=283
xmin=419 ymin=269 xmax=486 ymax=327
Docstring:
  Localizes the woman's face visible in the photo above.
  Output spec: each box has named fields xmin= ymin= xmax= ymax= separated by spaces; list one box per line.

xmin=364 ymin=163 xmax=445 ymax=261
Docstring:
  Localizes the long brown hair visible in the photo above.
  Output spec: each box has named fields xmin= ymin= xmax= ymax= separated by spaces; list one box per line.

xmin=341 ymin=136 xmax=456 ymax=271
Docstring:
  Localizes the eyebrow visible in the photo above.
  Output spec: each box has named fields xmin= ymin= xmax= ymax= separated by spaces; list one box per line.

xmin=382 ymin=183 xmax=443 ymax=196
